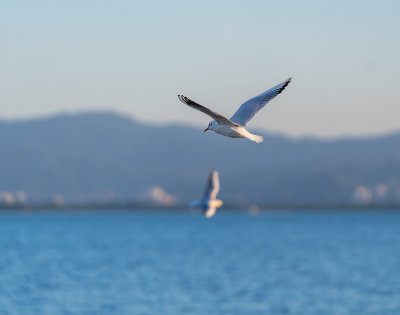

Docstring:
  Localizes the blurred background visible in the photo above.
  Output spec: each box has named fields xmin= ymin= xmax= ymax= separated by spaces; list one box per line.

xmin=1 ymin=1 xmax=400 ymax=208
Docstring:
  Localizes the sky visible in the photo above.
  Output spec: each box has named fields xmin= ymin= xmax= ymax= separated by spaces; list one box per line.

xmin=1 ymin=0 xmax=399 ymax=138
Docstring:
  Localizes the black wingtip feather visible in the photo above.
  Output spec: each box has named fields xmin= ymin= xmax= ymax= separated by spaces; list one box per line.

xmin=178 ymin=95 xmax=185 ymax=103
xmin=178 ymin=94 xmax=196 ymax=106
xmin=277 ymin=77 xmax=292 ymax=95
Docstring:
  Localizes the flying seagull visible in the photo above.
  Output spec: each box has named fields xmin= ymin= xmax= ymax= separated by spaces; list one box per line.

xmin=178 ymin=77 xmax=292 ymax=143
xmin=190 ymin=170 xmax=223 ymax=218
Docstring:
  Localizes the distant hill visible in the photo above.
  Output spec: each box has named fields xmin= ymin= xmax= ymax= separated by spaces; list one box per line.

xmin=0 ymin=112 xmax=399 ymax=206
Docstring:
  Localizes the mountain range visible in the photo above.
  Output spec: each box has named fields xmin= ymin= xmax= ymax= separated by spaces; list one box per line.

xmin=0 ymin=112 xmax=399 ymax=207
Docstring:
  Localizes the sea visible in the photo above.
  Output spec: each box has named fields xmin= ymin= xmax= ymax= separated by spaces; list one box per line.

xmin=0 ymin=210 xmax=399 ymax=315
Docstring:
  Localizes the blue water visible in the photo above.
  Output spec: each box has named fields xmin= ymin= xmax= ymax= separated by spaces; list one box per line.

xmin=0 ymin=210 xmax=399 ymax=315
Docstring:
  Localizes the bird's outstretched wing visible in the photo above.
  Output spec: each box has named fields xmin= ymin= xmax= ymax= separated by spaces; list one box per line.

xmin=230 ymin=78 xmax=292 ymax=126
xmin=203 ymin=170 xmax=220 ymax=201
xmin=178 ymin=95 xmax=238 ymax=126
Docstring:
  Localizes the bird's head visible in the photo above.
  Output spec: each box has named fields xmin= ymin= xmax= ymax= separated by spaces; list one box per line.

xmin=204 ymin=121 xmax=217 ymax=132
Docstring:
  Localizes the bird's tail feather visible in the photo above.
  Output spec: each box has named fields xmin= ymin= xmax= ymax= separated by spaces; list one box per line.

xmin=248 ymin=134 xmax=264 ymax=143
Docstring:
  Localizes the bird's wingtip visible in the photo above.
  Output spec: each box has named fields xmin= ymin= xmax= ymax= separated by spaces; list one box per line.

xmin=278 ymin=77 xmax=291 ymax=91
xmin=178 ymin=94 xmax=189 ymax=105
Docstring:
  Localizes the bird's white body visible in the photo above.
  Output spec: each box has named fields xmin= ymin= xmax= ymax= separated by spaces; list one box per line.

xmin=178 ymin=77 xmax=291 ymax=144
xmin=210 ymin=123 xmax=264 ymax=143
xmin=191 ymin=199 xmax=223 ymax=218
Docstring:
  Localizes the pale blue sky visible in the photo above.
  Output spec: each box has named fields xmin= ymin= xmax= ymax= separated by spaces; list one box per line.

xmin=1 ymin=0 xmax=399 ymax=137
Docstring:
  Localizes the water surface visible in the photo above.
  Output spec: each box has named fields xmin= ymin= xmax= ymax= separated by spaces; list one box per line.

xmin=0 ymin=210 xmax=399 ymax=315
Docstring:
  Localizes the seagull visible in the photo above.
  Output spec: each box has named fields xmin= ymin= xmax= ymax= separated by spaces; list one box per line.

xmin=190 ymin=170 xmax=223 ymax=218
xmin=178 ymin=77 xmax=292 ymax=143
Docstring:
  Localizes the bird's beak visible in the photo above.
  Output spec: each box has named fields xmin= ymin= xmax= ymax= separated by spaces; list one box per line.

xmin=204 ymin=127 xmax=209 ymax=132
